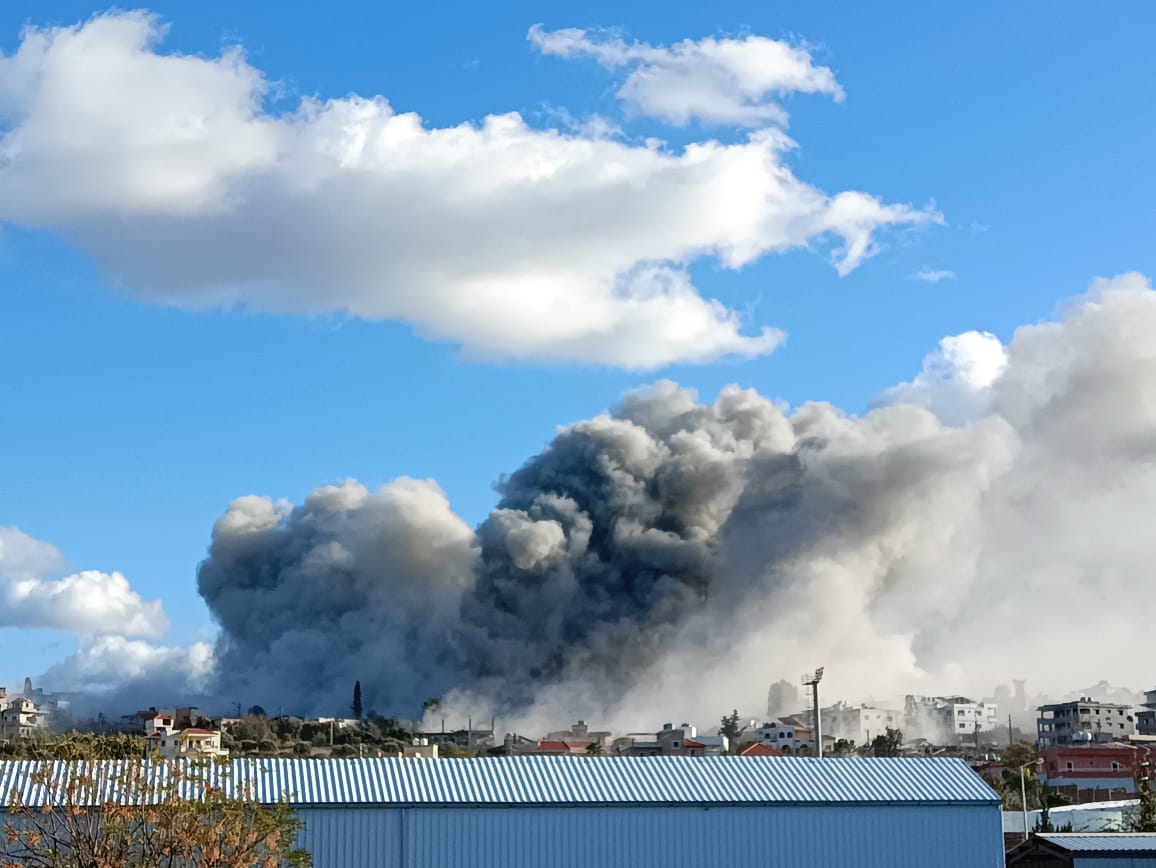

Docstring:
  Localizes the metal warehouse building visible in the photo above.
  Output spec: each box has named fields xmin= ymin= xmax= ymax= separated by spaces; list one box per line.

xmin=1 ymin=756 xmax=1004 ymax=867
xmin=1007 ymin=833 xmax=1156 ymax=866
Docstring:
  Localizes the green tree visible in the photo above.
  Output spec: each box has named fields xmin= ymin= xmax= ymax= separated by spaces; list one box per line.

xmin=0 ymin=732 xmax=147 ymax=761
xmin=871 ymin=727 xmax=903 ymax=757
xmin=585 ymin=742 xmax=603 ymax=755
xmin=1129 ymin=749 xmax=1156 ymax=832
xmin=997 ymin=744 xmax=1042 ymax=810
xmin=352 ymin=681 xmax=363 ymax=721
xmin=719 ymin=710 xmax=746 ymax=754
xmin=247 ymin=705 xmax=267 ymax=718
xmin=1 ymin=758 xmax=311 ymax=867
xmin=832 ymin=738 xmax=857 ymax=757
xmin=1001 ymin=742 xmax=1037 ymax=770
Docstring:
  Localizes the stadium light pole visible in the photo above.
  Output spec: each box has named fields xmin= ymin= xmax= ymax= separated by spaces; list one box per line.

xmin=802 ymin=668 xmax=825 ymax=758
xmin=1019 ymin=758 xmax=1043 ymax=842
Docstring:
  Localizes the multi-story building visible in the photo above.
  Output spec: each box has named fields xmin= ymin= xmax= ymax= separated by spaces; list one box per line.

xmin=746 ymin=719 xmax=834 ymax=756
xmin=1039 ymin=744 xmax=1142 ymax=803
xmin=906 ymin=696 xmax=999 ymax=745
xmin=144 ymin=714 xmax=228 ymax=759
xmin=613 ymin=723 xmax=728 ymax=756
xmin=0 ymin=698 xmax=49 ymax=741
xmin=822 ymin=702 xmax=903 ymax=746
xmin=1136 ymin=689 xmax=1156 ymax=736
xmin=544 ymin=720 xmax=612 ymax=751
xmin=1037 ymin=698 xmax=1136 ymax=747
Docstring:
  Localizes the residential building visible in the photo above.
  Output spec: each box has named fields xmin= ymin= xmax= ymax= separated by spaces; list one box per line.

xmin=613 ymin=723 xmax=727 ymax=756
xmin=144 ymin=715 xmax=228 ymax=759
xmin=1038 ymin=698 xmax=1136 ymax=747
xmin=1039 ymin=744 xmax=1142 ymax=802
xmin=739 ymin=742 xmax=784 ymax=757
xmin=420 ymin=727 xmax=494 ymax=752
xmin=746 ymin=719 xmax=834 ymax=756
xmin=1137 ymin=689 xmax=1156 ymax=736
xmin=399 ymin=739 xmax=439 ymax=759
xmin=544 ymin=720 xmax=611 ymax=751
xmin=0 ymin=698 xmax=48 ymax=741
xmin=767 ymin=679 xmax=800 ymax=717
xmin=906 ymin=695 xmax=1000 ymax=745
xmin=536 ymin=740 xmax=590 ymax=755
xmin=822 ymin=702 xmax=903 ymax=746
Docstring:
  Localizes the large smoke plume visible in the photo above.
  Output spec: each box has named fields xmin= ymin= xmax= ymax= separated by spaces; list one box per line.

xmin=196 ymin=275 xmax=1156 ymax=728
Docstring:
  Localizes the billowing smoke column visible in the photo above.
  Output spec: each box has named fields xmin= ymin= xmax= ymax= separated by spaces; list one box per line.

xmin=197 ymin=274 xmax=1156 ymax=726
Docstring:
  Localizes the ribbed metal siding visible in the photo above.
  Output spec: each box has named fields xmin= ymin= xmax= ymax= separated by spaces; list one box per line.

xmin=293 ymin=803 xmax=1006 ymax=868
xmin=0 ymin=756 xmax=998 ymax=807
xmin=1037 ymin=834 xmax=1156 ymax=852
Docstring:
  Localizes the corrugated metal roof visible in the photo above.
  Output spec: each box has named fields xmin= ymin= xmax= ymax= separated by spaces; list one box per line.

xmin=0 ymin=756 xmax=998 ymax=808
xmin=1034 ymin=833 xmax=1156 ymax=853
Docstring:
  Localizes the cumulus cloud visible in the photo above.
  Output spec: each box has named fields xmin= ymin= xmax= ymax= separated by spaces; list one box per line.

xmin=39 ymin=635 xmax=215 ymax=695
xmin=0 ymin=11 xmax=935 ymax=368
xmin=0 ymin=527 xmax=169 ymax=638
xmin=528 ymin=25 xmax=843 ymax=126
xmin=188 ymin=274 xmax=1156 ymax=726
xmin=877 ymin=330 xmax=1008 ymax=424
xmin=914 ymin=268 xmax=956 ymax=283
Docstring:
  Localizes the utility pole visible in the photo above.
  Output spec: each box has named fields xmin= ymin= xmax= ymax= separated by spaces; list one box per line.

xmin=802 ymin=668 xmax=825 ymax=758
xmin=1009 ymin=714 xmax=1014 ymax=746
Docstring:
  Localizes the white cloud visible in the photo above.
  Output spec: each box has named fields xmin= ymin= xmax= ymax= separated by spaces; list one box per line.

xmin=0 ymin=527 xmax=169 ymax=639
xmin=914 ymin=268 xmax=956 ymax=283
xmin=39 ymin=635 xmax=215 ymax=695
xmin=0 ymin=12 xmax=936 ymax=368
xmin=528 ymin=25 xmax=844 ymax=127
xmin=877 ymin=330 xmax=1007 ymax=425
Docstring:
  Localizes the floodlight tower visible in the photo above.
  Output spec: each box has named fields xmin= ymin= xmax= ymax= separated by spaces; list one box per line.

xmin=802 ymin=667 xmax=825 ymax=758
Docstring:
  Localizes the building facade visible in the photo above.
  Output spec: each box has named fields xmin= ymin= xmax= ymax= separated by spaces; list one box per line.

xmin=0 ymin=699 xmax=48 ymax=741
xmin=613 ymin=723 xmax=727 ymax=756
xmin=1038 ymin=699 xmax=1136 ymax=747
xmin=823 ymin=702 xmax=903 ymax=746
xmin=906 ymin=695 xmax=1000 ymax=745
xmin=1039 ymin=744 xmax=1142 ymax=802
xmin=144 ymin=714 xmax=228 ymax=759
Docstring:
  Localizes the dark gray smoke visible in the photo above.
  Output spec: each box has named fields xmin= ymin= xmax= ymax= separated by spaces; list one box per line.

xmin=196 ymin=274 xmax=1156 ymax=726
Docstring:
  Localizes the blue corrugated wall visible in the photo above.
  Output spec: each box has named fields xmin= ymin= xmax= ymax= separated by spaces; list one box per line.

xmin=294 ymin=803 xmax=1005 ymax=868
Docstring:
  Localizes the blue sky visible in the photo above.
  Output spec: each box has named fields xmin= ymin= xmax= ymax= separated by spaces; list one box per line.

xmin=1 ymin=1 xmax=1154 ymax=693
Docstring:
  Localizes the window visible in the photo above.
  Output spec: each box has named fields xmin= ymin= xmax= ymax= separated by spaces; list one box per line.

xmin=671 ymin=741 xmax=680 ymax=749
xmin=1112 ymin=762 xmax=1120 ymax=770
xmin=1066 ymin=762 xmax=1073 ymax=770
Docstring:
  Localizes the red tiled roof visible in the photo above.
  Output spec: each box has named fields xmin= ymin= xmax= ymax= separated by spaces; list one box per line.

xmin=537 ymin=740 xmax=586 ymax=752
xmin=683 ymin=738 xmax=705 ymax=749
xmin=740 ymin=742 xmax=784 ymax=757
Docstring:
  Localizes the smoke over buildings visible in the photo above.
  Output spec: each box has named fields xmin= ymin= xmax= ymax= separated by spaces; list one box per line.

xmin=187 ymin=275 xmax=1156 ymax=727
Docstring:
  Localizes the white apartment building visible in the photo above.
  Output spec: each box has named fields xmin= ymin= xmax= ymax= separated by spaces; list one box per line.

xmin=822 ymin=703 xmax=903 ymax=746
xmin=905 ymin=695 xmax=999 ymax=745
xmin=748 ymin=720 xmax=833 ymax=755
